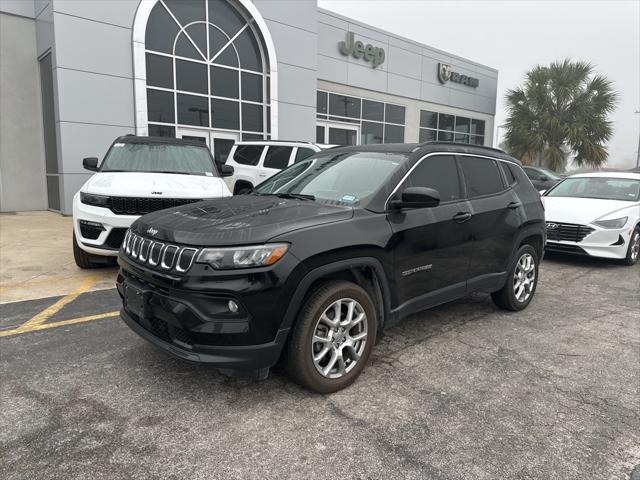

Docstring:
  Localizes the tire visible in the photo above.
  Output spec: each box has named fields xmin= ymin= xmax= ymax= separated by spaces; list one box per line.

xmin=72 ymin=231 xmax=109 ymax=269
xmin=491 ymin=244 xmax=539 ymax=311
xmin=622 ymin=226 xmax=640 ymax=266
xmin=285 ymin=280 xmax=377 ymax=393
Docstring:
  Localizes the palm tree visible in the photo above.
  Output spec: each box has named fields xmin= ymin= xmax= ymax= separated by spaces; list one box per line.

xmin=504 ymin=59 xmax=617 ymax=170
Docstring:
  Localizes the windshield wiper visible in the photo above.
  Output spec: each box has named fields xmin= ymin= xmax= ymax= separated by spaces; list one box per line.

xmin=258 ymin=192 xmax=315 ymax=201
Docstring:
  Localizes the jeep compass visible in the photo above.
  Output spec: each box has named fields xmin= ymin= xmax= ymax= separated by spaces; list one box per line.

xmin=117 ymin=142 xmax=545 ymax=393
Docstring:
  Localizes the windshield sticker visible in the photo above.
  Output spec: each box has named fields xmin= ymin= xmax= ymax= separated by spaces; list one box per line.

xmin=113 ymin=143 xmax=125 ymax=147
xmin=340 ymin=194 xmax=357 ymax=203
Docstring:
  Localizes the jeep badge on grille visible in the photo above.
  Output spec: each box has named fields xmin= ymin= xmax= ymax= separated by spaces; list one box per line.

xmin=146 ymin=227 xmax=159 ymax=236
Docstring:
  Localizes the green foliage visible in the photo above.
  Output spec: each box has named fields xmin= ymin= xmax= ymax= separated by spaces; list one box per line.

xmin=504 ymin=59 xmax=617 ymax=170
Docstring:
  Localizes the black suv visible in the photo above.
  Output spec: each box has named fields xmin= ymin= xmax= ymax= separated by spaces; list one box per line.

xmin=117 ymin=143 xmax=545 ymax=393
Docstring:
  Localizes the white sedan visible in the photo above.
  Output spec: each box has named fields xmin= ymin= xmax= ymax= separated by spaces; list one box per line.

xmin=541 ymin=172 xmax=640 ymax=265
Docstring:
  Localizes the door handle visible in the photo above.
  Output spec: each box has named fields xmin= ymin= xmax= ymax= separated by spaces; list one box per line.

xmin=507 ymin=201 xmax=522 ymax=209
xmin=453 ymin=212 xmax=472 ymax=223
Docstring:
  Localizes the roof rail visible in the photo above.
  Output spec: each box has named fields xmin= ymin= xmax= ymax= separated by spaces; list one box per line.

xmin=416 ymin=141 xmax=506 ymax=154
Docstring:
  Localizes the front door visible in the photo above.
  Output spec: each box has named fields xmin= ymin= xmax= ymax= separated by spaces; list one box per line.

xmin=387 ymin=154 xmax=472 ymax=312
xmin=317 ymin=121 xmax=359 ymax=146
xmin=177 ymin=129 xmax=238 ymax=167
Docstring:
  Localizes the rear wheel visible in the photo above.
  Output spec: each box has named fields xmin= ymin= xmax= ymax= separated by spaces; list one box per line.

xmin=622 ymin=226 xmax=640 ymax=266
xmin=286 ymin=281 xmax=377 ymax=393
xmin=73 ymin=231 xmax=113 ymax=269
xmin=492 ymin=244 xmax=539 ymax=311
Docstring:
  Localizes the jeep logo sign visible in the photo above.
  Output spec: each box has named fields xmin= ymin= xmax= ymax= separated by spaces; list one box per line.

xmin=338 ymin=32 xmax=385 ymax=68
xmin=437 ymin=63 xmax=479 ymax=88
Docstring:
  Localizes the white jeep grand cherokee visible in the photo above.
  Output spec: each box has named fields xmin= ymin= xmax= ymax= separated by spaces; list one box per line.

xmin=72 ymin=135 xmax=233 ymax=268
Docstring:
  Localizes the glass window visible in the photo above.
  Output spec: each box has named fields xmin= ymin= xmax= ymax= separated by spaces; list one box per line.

xmin=316 ymin=125 xmax=325 ymax=143
xmin=210 ymin=66 xmax=238 ymax=99
xmin=420 ymin=110 xmax=438 ymax=129
xmin=182 ymin=135 xmax=207 ymax=144
xmin=419 ymin=129 xmax=436 ymax=143
xmin=329 ymin=94 xmax=361 ymax=118
xmin=145 ymin=3 xmax=181 ymax=54
xmin=102 ymin=142 xmax=216 ymax=176
xmin=385 ymin=104 xmax=405 ymax=125
xmin=403 ymin=155 xmax=461 ymax=202
xmin=210 ymin=27 xmax=238 ymax=67
xmin=362 ymin=100 xmax=384 ymax=122
xmin=242 ymin=133 xmax=263 ymax=141
xmin=212 ymin=98 xmax=239 ymax=129
xmin=439 ymin=114 xmax=455 ymax=131
xmin=147 ymin=89 xmax=175 ymax=123
xmin=523 ymin=167 xmax=540 ymax=180
xmin=241 ymin=103 xmax=262 ymax=132
xmin=438 ymin=130 xmax=454 ymax=142
xmin=164 ymin=0 xmax=205 ymax=28
xmin=295 ymin=147 xmax=316 ymax=163
xmin=454 ymin=133 xmax=470 ymax=144
xmin=263 ymin=146 xmax=293 ymax=170
xmin=213 ymin=137 xmax=235 ymax=164
xmin=470 ymin=135 xmax=484 ymax=145
xmin=500 ymin=162 xmax=517 ymax=185
xmin=471 ymin=119 xmax=485 ymax=136
xmin=454 ymin=116 xmax=470 ymax=133
xmin=176 ymin=59 xmax=207 ymax=94
xmin=242 ymin=72 xmax=262 ymax=102
xmin=329 ymin=127 xmax=357 ymax=145
xmin=146 ymin=54 xmax=173 ymax=89
xmin=148 ymin=124 xmax=175 ymax=138
xmin=460 ymin=156 xmax=505 ymax=197
xmin=175 ymin=31 xmax=202 ymax=60
xmin=362 ymin=121 xmax=383 ymax=144
xmin=317 ymin=91 xmax=327 ymax=114
xmin=235 ymin=27 xmax=262 ymax=72
xmin=177 ymin=93 xmax=208 ymax=126
xmin=184 ymin=23 xmax=207 ymax=56
xmin=208 ymin=0 xmax=246 ymax=38
xmin=233 ymin=145 xmax=263 ymax=165
xmin=384 ymin=125 xmax=404 ymax=143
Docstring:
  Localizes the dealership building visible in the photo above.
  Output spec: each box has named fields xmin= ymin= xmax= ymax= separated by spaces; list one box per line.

xmin=0 ymin=0 xmax=498 ymax=214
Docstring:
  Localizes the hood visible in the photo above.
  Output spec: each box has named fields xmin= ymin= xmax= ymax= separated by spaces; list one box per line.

xmin=83 ymin=172 xmax=228 ymax=199
xmin=132 ymin=195 xmax=354 ymax=246
xmin=542 ymin=196 xmax=636 ymax=224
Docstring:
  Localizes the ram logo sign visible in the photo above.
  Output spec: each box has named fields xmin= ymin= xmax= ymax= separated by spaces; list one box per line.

xmin=437 ymin=63 xmax=479 ymax=88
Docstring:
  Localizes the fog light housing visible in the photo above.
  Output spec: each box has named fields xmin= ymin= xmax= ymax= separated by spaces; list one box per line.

xmin=228 ymin=300 xmax=239 ymax=313
xmin=78 ymin=220 xmax=105 ymax=240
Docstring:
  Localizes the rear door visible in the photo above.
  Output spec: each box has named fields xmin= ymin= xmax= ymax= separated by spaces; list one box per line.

xmin=459 ymin=155 xmax=521 ymax=288
xmin=259 ymin=145 xmax=294 ymax=182
xmin=388 ymin=154 xmax=473 ymax=309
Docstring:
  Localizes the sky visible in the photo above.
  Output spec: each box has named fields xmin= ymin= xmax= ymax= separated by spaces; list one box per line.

xmin=318 ymin=0 xmax=640 ymax=169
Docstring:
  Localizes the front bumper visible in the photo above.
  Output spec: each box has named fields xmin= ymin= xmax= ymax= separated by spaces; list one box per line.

xmin=546 ymin=223 xmax=635 ymax=259
xmin=73 ymin=194 xmax=138 ymax=256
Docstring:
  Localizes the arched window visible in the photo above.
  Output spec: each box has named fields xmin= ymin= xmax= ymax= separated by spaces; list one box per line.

xmin=137 ymin=0 xmax=274 ymax=140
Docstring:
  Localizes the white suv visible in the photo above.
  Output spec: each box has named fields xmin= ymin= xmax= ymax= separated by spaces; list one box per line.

xmin=224 ymin=141 xmax=324 ymax=194
xmin=72 ymin=135 xmax=233 ymax=268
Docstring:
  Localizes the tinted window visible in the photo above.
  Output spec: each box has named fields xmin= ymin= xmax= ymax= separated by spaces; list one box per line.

xmin=317 ymin=91 xmax=328 ymax=114
xmin=439 ymin=114 xmax=455 ymax=131
xmin=263 ymin=146 xmax=293 ymax=169
xmin=316 ymin=126 xmax=325 ymax=143
xmin=385 ymin=104 xmax=405 ymax=124
xmin=241 ymin=72 xmax=262 ymax=102
xmin=329 ymin=93 xmax=361 ymax=118
xmin=295 ymin=147 xmax=316 ymax=163
xmin=211 ymin=98 xmax=239 ymax=130
xmin=500 ymin=162 xmax=517 ymax=185
xmin=362 ymin=100 xmax=384 ymax=121
xmin=420 ymin=110 xmax=438 ymax=129
xmin=210 ymin=66 xmax=238 ymax=99
xmin=362 ymin=121 xmax=383 ymax=144
xmin=523 ymin=167 xmax=539 ymax=180
xmin=384 ymin=125 xmax=404 ymax=143
xmin=419 ymin=129 xmax=436 ymax=143
xmin=148 ymin=89 xmax=175 ymax=123
xmin=175 ymin=59 xmax=207 ymax=94
xmin=403 ymin=155 xmax=461 ymax=202
xmin=460 ymin=156 xmax=505 ymax=197
xmin=146 ymin=54 xmax=173 ymax=89
xmin=241 ymin=103 xmax=262 ymax=132
xmin=233 ymin=145 xmax=264 ymax=166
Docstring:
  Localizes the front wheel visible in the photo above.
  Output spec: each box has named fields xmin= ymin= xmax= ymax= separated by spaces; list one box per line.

xmin=622 ymin=227 xmax=640 ymax=266
xmin=492 ymin=244 xmax=539 ymax=311
xmin=285 ymin=281 xmax=377 ymax=393
xmin=72 ymin=231 xmax=114 ymax=269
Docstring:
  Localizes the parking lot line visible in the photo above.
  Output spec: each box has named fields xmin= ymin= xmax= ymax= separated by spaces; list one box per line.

xmin=0 ymin=311 xmax=120 ymax=337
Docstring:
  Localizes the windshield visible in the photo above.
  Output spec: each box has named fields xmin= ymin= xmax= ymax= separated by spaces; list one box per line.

xmin=546 ymin=177 xmax=640 ymax=201
xmin=255 ymin=151 xmax=406 ymax=205
xmin=101 ymin=142 xmax=217 ymax=176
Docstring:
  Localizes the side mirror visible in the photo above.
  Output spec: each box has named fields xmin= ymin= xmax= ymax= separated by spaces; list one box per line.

xmin=390 ymin=187 xmax=440 ymax=210
xmin=220 ymin=164 xmax=234 ymax=177
xmin=83 ymin=157 xmax=99 ymax=171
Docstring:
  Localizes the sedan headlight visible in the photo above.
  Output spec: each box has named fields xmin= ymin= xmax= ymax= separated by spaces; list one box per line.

xmin=196 ymin=243 xmax=289 ymax=269
xmin=594 ymin=216 xmax=628 ymax=229
xmin=80 ymin=192 xmax=110 ymax=208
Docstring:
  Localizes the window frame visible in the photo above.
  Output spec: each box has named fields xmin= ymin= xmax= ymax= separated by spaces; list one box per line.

xmin=395 ymin=154 xmax=464 ymax=205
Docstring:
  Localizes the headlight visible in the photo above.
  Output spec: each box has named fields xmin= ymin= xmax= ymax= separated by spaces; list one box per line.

xmin=196 ymin=243 xmax=289 ymax=269
xmin=80 ymin=192 xmax=110 ymax=208
xmin=594 ymin=216 xmax=628 ymax=229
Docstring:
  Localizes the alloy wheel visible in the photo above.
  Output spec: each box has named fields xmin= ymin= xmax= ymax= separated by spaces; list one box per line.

xmin=513 ymin=253 xmax=536 ymax=303
xmin=311 ymin=298 xmax=368 ymax=379
xmin=631 ymin=232 xmax=640 ymax=262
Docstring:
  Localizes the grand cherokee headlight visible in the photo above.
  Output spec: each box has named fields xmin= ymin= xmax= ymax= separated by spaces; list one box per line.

xmin=80 ymin=192 xmax=110 ymax=208
xmin=594 ymin=216 xmax=628 ymax=229
xmin=196 ymin=243 xmax=289 ymax=269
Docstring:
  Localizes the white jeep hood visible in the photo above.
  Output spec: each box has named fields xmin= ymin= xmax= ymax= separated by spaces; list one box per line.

xmin=82 ymin=172 xmax=229 ymax=198
xmin=543 ymin=196 xmax=634 ymax=224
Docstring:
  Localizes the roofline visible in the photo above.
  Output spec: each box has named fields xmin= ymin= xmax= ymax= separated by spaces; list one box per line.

xmin=317 ymin=7 xmax=498 ymax=74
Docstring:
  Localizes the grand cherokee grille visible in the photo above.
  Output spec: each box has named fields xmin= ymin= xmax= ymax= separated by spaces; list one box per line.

xmin=122 ymin=231 xmax=198 ymax=273
xmin=109 ymin=196 xmax=202 ymax=215
xmin=546 ymin=222 xmax=594 ymax=243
